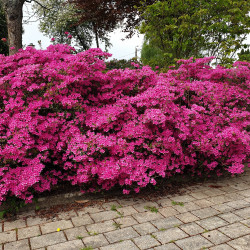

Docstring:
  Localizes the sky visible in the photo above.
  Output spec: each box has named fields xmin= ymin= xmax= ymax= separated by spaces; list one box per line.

xmin=22 ymin=2 xmax=144 ymax=60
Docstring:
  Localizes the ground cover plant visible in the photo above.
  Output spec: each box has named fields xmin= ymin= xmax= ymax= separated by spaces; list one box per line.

xmin=0 ymin=44 xmax=249 ymax=206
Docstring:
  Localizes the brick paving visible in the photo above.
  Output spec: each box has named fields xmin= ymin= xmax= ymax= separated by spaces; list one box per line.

xmin=1 ymin=169 xmax=250 ymax=250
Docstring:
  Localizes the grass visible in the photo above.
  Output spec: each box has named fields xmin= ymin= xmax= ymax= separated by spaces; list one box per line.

xmin=0 ymin=211 xmax=6 ymax=219
xmin=110 ymin=204 xmax=124 ymax=217
xmin=113 ymin=222 xmax=122 ymax=229
xmin=110 ymin=204 xmax=122 ymax=211
xmin=111 ymin=204 xmax=117 ymax=211
xmin=150 ymin=234 xmax=157 ymax=239
xmin=144 ymin=206 xmax=159 ymax=213
xmin=87 ymin=231 xmax=98 ymax=236
xmin=76 ymin=236 xmax=83 ymax=239
xmin=171 ymin=201 xmax=184 ymax=206
xmin=80 ymin=247 xmax=93 ymax=250
xmin=35 ymin=205 xmax=40 ymax=211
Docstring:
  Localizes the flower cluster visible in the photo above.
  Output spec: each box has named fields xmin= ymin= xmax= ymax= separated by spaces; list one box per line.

xmin=0 ymin=44 xmax=249 ymax=204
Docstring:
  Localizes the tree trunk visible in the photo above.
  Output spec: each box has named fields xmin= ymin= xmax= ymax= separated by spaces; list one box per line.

xmin=1 ymin=0 xmax=25 ymax=55
xmin=94 ymin=30 xmax=99 ymax=48
xmin=92 ymin=23 xmax=99 ymax=48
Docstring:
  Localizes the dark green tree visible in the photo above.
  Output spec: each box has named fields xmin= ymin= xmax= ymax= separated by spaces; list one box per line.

xmin=140 ymin=40 xmax=168 ymax=68
xmin=139 ymin=0 xmax=250 ymax=67
xmin=238 ymin=48 xmax=250 ymax=62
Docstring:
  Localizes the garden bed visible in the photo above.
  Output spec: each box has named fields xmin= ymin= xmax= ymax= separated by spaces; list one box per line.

xmin=0 ymin=45 xmax=249 ymax=214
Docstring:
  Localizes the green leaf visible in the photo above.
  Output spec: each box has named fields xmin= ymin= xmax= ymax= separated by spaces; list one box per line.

xmin=0 ymin=210 xmax=6 ymax=219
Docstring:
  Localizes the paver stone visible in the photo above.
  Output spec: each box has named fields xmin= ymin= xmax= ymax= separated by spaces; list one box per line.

xmin=4 ymin=239 xmax=29 ymax=250
xmin=154 ymin=243 xmax=181 ymax=250
xmin=153 ymin=227 xmax=188 ymax=244
xmin=179 ymin=222 xmax=204 ymax=236
xmin=175 ymin=235 xmax=213 ymax=250
xmin=133 ymin=222 xmax=158 ymax=236
xmin=30 ymin=231 xmax=66 ymax=249
xmin=133 ymin=235 xmax=160 ymax=249
xmin=133 ymin=201 xmax=159 ymax=213
xmin=218 ymin=212 xmax=242 ymax=223
xmin=233 ymin=207 xmax=250 ymax=219
xmin=4 ymin=219 xmax=26 ymax=231
xmin=117 ymin=206 xmax=138 ymax=216
xmin=100 ymin=240 xmax=139 ymax=250
xmin=41 ymin=220 xmax=73 ymax=234
xmin=195 ymin=216 xmax=228 ymax=230
xmin=218 ymin=222 xmax=250 ymax=238
xmin=114 ymin=216 xmax=138 ymax=228
xmin=104 ymin=227 xmax=139 ymax=244
xmin=193 ymin=199 xmax=214 ymax=208
xmin=64 ymin=226 xmax=88 ymax=241
xmin=18 ymin=225 xmax=40 ymax=240
xmin=83 ymin=234 xmax=109 ymax=248
xmin=158 ymin=207 xmax=179 ymax=218
xmin=90 ymin=210 xmax=118 ymax=222
xmin=71 ymin=214 xmax=94 ymax=227
xmin=46 ymin=239 xmax=84 ymax=250
xmin=227 ymin=235 xmax=250 ymax=250
xmin=175 ymin=212 xmax=199 ymax=223
xmin=151 ymin=216 xmax=183 ymax=230
xmin=209 ymin=244 xmax=235 ymax=250
xmin=132 ymin=211 xmax=164 ymax=223
xmin=0 ymin=230 xmax=16 ymax=244
xmin=191 ymin=207 xmax=219 ymax=219
xmin=202 ymin=229 xmax=230 ymax=244
xmin=86 ymin=220 xmax=115 ymax=234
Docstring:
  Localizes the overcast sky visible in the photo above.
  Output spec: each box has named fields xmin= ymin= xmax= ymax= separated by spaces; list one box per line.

xmin=22 ymin=2 xmax=144 ymax=60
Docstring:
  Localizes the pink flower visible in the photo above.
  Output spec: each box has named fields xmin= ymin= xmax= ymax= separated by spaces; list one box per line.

xmin=123 ymin=189 xmax=130 ymax=195
xmin=0 ymin=43 xmax=249 ymax=206
xmin=65 ymin=31 xmax=69 ymax=35
xmin=68 ymin=35 xmax=72 ymax=39
xmin=10 ymin=46 xmax=15 ymax=50
xmin=1 ymin=38 xmax=7 ymax=42
xmin=51 ymin=38 xmax=55 ymax=42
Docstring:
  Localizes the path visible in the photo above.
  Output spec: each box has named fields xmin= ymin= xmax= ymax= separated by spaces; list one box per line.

xmin=0 ymin=169 xmax=249 ymax=250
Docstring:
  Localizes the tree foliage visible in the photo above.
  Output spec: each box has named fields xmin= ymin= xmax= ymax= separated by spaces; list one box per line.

xmin=238 ymin=48 xmax=250 ymax=62
xmin=140 ymin=40 xmax=165 ymax=68
xmin=69 ymin=0 xmax=156 ymax=38
xmin=139 ymin=0 xmax=250 ymax=67
xmin=34 ymin=0 xmax=111 ymax=50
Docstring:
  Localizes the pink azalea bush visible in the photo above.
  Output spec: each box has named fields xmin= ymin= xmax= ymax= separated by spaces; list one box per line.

xmin=0 ymin=44 xmax=249 ymax=204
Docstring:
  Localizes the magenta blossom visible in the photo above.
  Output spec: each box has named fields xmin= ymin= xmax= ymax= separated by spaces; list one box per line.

xmin=0 ymin=44 xmax=249 ymax=205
